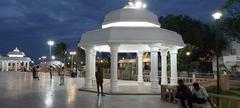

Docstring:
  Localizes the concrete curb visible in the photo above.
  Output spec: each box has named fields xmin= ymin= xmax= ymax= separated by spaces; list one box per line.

xmin=78 ymin=88 xmax=161 ymax=95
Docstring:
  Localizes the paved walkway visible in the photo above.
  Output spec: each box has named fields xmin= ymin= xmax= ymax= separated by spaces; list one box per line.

xmin=0 ymin=72 xmax=177 ymax=108
xmin=80 ymin=79 xmax=161 ymax=95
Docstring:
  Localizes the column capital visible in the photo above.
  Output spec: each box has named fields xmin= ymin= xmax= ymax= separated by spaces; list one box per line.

xmin=109 ymin=44 xmax=120 ymax=48
xmin=83 ymin=45 xmax=94 ymax=51
xmin=150 ymin=48 xmax=159 ymax=52
xmin=137 ymin=51 xmax=144 ymax=57
xmin=169 ymin=49 xmax=178 ymax=54
xmin=160 ymin=49 xmax=168 ymax=56
xmin=109 ymin=44 xmax=120 ymax=52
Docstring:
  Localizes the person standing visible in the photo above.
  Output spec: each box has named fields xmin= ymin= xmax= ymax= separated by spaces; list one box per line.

xmin=175 ymin=79 xmax=193 ymax=108
xmin=59 ymin=67 xmax=65 ymax=86
xmin=95 ymin=66 xmax=105 ymax=96
xmin=49 ymin=66 xmax=53 ymax=79
xmin=35 ymin=66 xmax=40 ymax=80
xmin=32 ymin=67 xmax=37 ymax=80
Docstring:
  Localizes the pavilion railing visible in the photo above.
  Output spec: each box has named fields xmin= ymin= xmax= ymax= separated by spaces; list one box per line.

xmin=160 ymin=79 xmax=240 ymax=108
xmin=208 ymin=93 xmax=240 ymax=108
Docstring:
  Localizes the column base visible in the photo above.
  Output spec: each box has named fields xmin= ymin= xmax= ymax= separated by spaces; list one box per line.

xmin=137 ymin=77 xmax=144 ymax=83
xmin=170 ymin=77 xmax=178 ymax=86
xmin=151 ymin=81 xmax=159 ymax=89
xmin=84 ymin=78 xmax=93 ymax=89
xmin=161 ymin=76 xmax=168 ymax=85
xmin=110 ymin=80 xmax=118 ymax=93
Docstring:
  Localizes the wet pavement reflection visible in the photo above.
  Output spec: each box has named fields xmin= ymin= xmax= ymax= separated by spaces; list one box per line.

xmin=0 ymin=72 xmax=176 ymax=108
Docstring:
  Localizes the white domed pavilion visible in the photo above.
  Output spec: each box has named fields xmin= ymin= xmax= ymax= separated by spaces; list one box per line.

xmin=78 ymin=1 xmax=185 ymax=93
xmin=0 ymin=48 xmax=32 ymax=72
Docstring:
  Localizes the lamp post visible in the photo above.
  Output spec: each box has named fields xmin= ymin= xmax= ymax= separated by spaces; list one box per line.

xmin=70 ymin=51 xmax=77 ymax=68
xmin=42 ymin=56 xmax=47 ymax=63
xmin=47 ymin=40 xmax=54 ymax=60
xmin=212 ymin=11 xmax=222 ymax=96
xmin=186 ymin=51 xmax=191 ymax=77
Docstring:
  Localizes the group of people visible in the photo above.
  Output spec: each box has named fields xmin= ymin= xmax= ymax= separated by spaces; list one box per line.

xmin=176 ymin=79 xmax=213 ymax=108
xmin=32 ymin=66 xmax=40 ymax=80
xmin=32 ymin=65 xmax=65 ymax=86
xmin=31 ymin=65 xmax=105 ymax=95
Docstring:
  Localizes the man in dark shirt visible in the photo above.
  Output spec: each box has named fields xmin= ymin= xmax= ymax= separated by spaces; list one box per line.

xmin=95 ymin=66 xmax=105 ymax=96
xmin=175 ymin=79 xmax=193 ymax=108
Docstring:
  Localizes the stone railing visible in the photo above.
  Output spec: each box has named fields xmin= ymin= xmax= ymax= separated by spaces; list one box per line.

xmin=161 ymin=79 xmax=217 ymax=102
xmin=160 ymin=79 xmax=240 ymax=108
xmin=208 ymin=93 xmax=240 ymax=108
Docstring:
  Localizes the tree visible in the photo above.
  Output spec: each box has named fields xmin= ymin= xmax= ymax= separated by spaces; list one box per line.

xmin=219 ymin=0 xmax=240 ymax=40
xmin=76 ymin=47 xmax=85 ymax=65
xmin=53 ymin=42 xmax=68 ymax=61
xmin=159 ymin=15 xmax=228 ymax=72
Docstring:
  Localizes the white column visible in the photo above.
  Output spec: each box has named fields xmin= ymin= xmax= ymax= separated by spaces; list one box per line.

xmin=15 ymin=62 xmax=17 ymax=71
xmin=6 ymin=61 xmax=9 ymax=71
xmin=84 ymin=46 xmax=94 ymax=89
xmin=170 ymin=49 xmax=178 ymax=86
xmin=161 ymin=49 xmax=168 ymax=85
xmin=110 ymin=44 xmax=119 ymax=93
xmin=150 ymin=47 xmax=159 ymax=89
xmin=26 ymin=62 xmax=30 ymax=71
xmin=92 ymin=50 xmax=96 ymax=80
xmin=137 ymin=51 xmax=144 ymax=83
xmin=1 ymin=61 xmax=5 ymax=71
xmin=192 ymin=72 xmax=196 ymax=82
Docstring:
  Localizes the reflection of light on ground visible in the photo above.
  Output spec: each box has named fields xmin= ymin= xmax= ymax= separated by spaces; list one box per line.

xmin=45 ymin=91 xmax=53 ymax=107
xmin=97 ymin=96 xmax=102 ymax=107
xmin=67 ymin=85 xmax=76 ymax=104
xmin=44 ymin=78 xmax=54 ymax=108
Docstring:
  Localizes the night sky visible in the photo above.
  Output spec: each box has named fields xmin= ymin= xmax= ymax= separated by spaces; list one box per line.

xmin=0 ymin=0 xmax=226 ymax=62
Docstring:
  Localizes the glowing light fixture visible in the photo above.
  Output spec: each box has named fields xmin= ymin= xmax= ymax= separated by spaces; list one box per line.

xmin=125 ymin=0 xmax=147 ymax=9
xmin=212 ymin=12 xmax=222 ymax=20
xmin=102 ymin=22 xmax=160 ymax=28
xmin=142 ymin=4 xmax=147 ymax=8
xmin=47 ymin=40 xmax=55 ymax=60
xmin=70 ymin=51 xmax=77 ymax=55
xmin=51 ymin=56 xmax=55 ymax=60
xmin=135 ymin=1 xmax=142 ymax=8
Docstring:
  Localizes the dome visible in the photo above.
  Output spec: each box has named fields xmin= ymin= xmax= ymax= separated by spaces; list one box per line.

xmin=102 ymin=8 xmax=160 ymax=28
xmin=7 ymin=47 xmax=25 ymax=57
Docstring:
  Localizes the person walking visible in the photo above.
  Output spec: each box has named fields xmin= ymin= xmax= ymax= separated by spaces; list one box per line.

xmin=49 ymin=66 xmax=53 ymax=79
xmin=95 ymin=66 xmax=105 ymax=96
xmin=175 ymin=79 xmax=193 ymax=108
xmin=59 ymin=67 xmax=65 ymax=86
xmin=35 ymin=66 xmax=40 ymax=80
xmin=32 ymin=67 xmax=37 ymax=80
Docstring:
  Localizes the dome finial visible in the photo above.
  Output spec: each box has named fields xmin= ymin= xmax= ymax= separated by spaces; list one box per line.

xmin=14 ymin=47 xmax=19 ymax=52
xmin=124 ymin=0 xmax=147 ymax=9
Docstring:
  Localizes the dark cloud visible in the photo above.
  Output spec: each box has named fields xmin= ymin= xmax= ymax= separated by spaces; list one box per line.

xmin=0 ymin=0 xmax=225 ymax=61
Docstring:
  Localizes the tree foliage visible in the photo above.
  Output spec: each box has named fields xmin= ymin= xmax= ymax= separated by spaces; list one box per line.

xmin=219 ymin=0 xmax=240 ymax=40
xmin=159 ymin=15 xmax=227 ymax=72
xmin=53 ymin=42 xmax=67 ymax=61
xmin=76 ymin=47 xmax=85 ymax=65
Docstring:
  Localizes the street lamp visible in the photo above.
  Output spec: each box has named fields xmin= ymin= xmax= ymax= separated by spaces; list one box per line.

xmin=70 ymin=51 xmax=77 ymax=67
xmin=70 ymin=51 xmax=77 ymax=77
xmin=186 ymin=51 xmax=191 ymax=77
xmin=212 ymin=11 xmax=222 ymax=96
xmin=47 ymin=40 xmax=54 ymax=60
xmin=186 ymin=51 xmax=191 ymax=56
xmin=51 ymin=56 xmax=55 ymax=60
